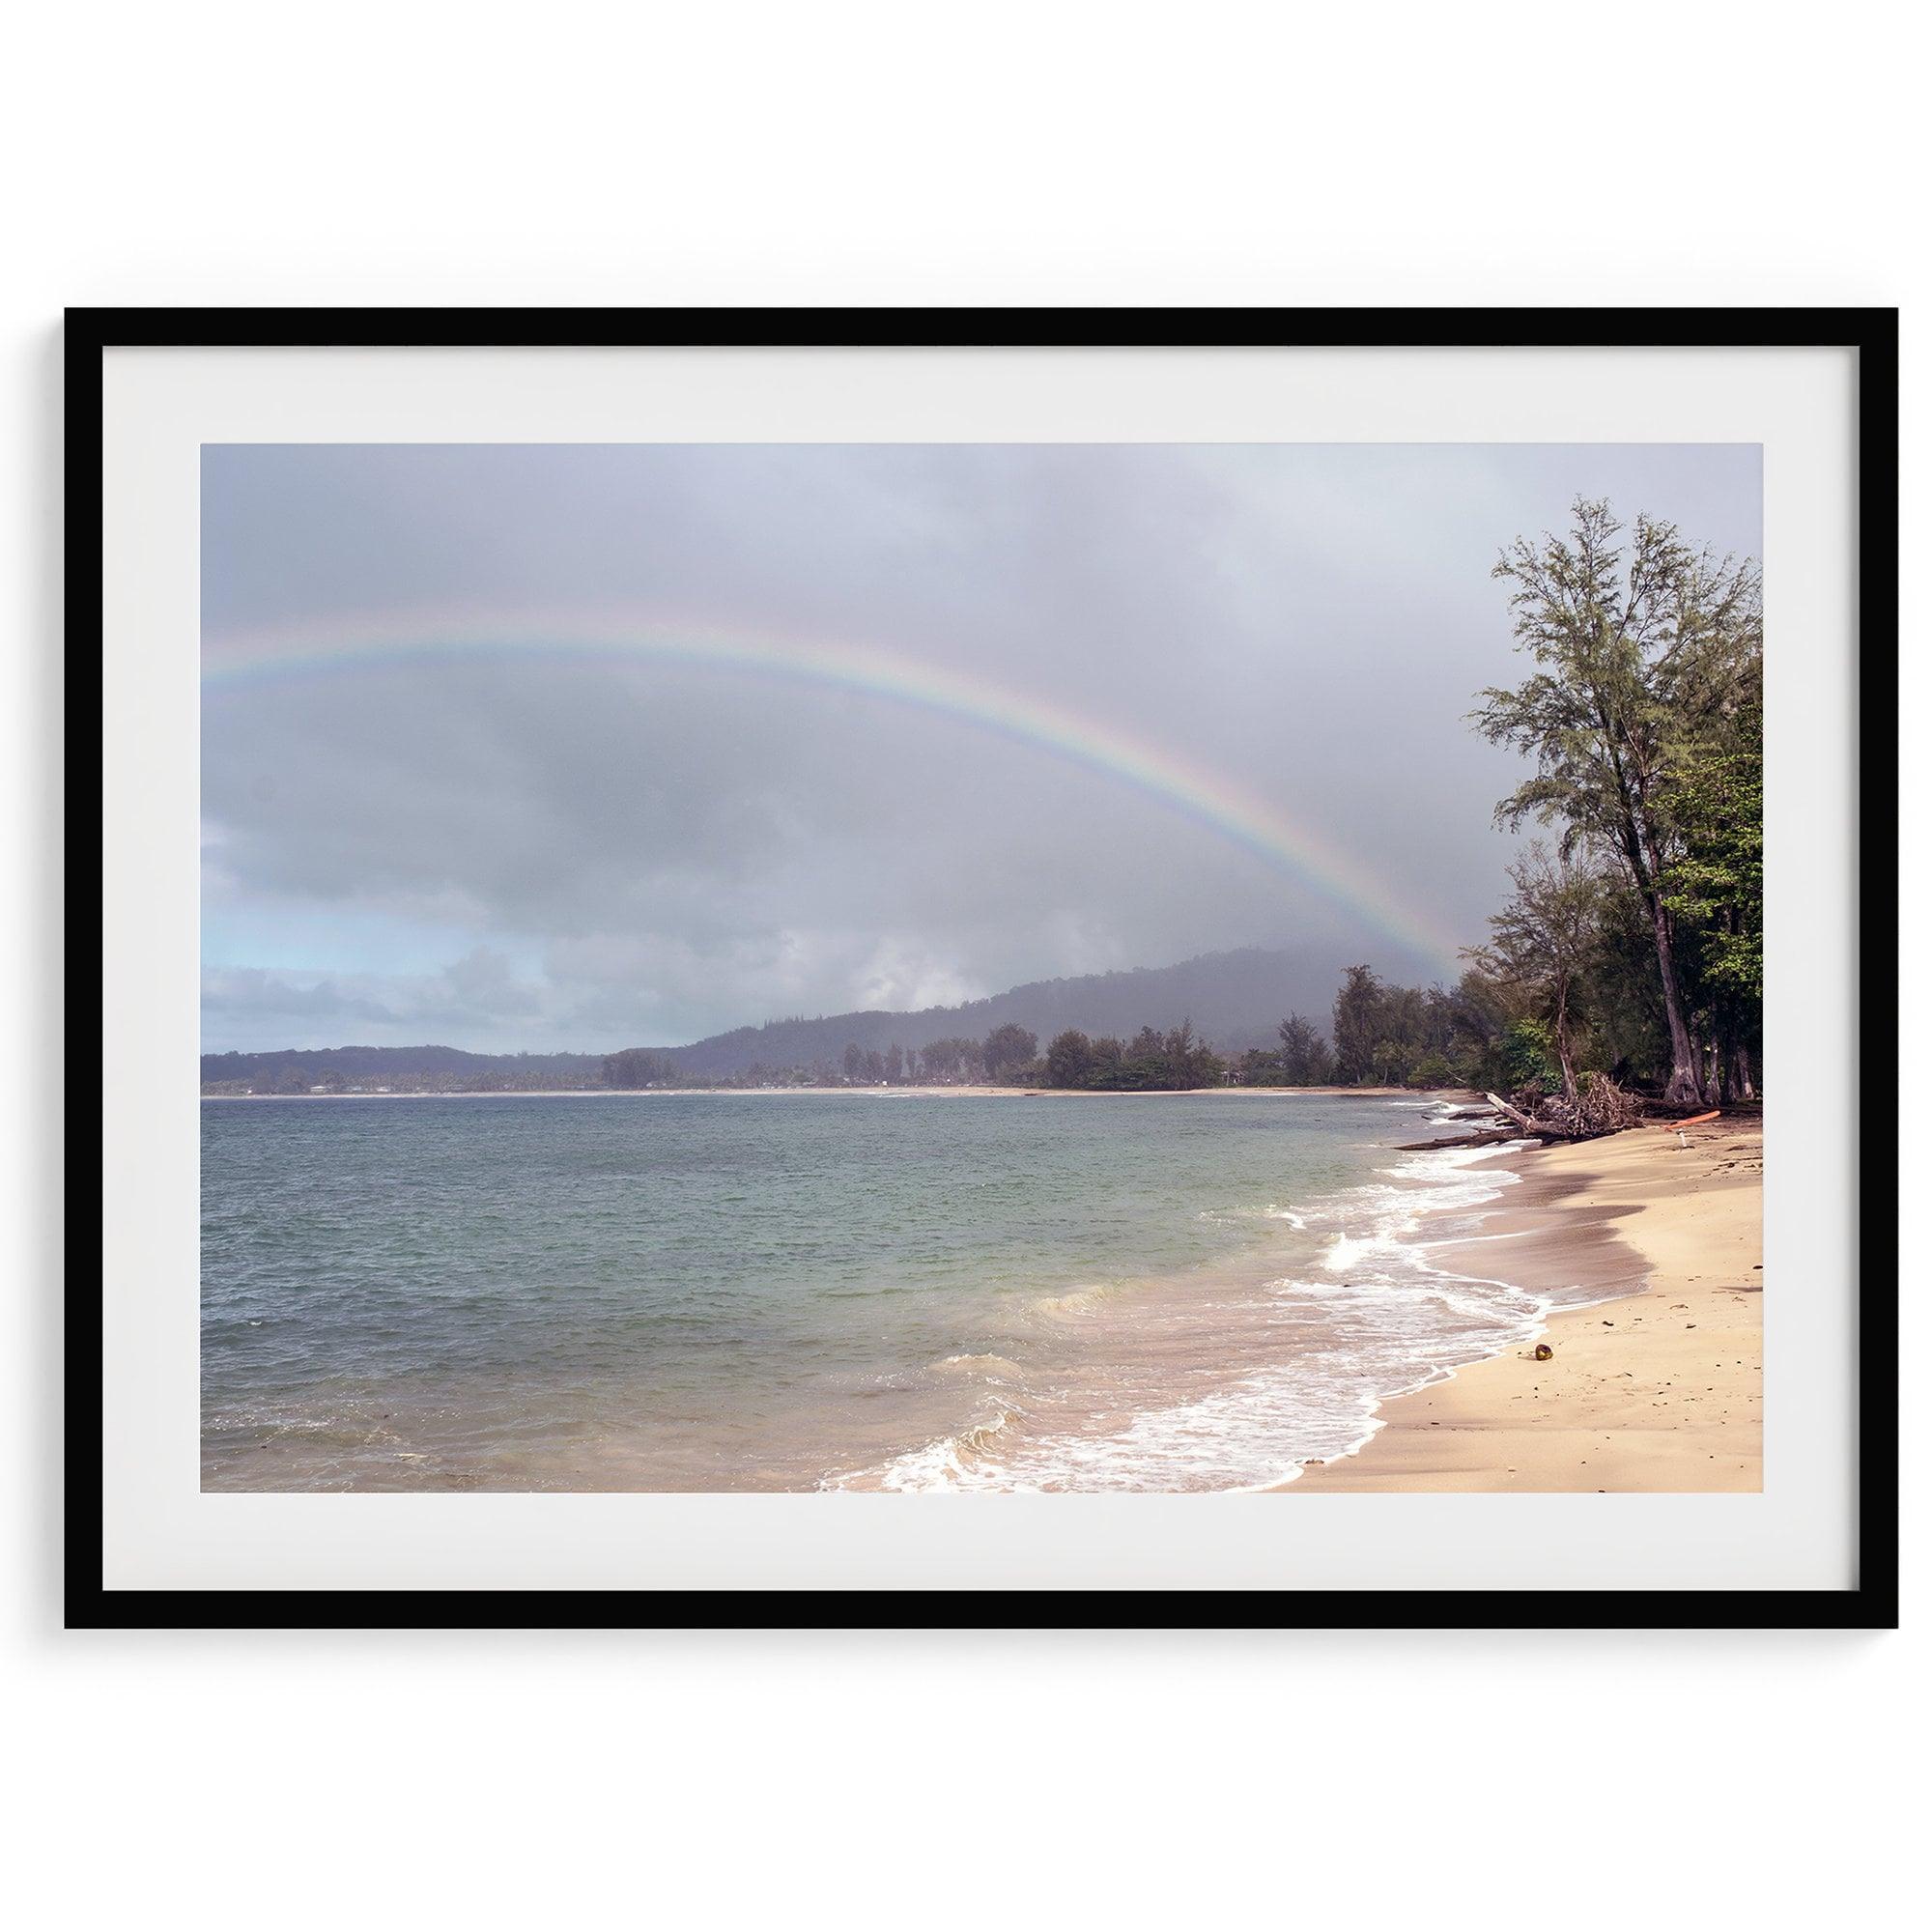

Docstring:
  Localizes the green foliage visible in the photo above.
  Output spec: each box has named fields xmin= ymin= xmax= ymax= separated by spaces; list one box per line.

xmin=1550 ymin=880 xmax=1662 ymax=1087
xmin=1659 ymin=717 xmax=1763 ymax=1004
xmin=1039 ymin=1019 xmax=1224 ymax=1091
xmin=1474 ymin=499 xmax=1760 ymax=869
xmin=1239 ymin=1047 xmax=1290 ymax=1086
xmin=1500 ymin=1016 xmax=1561 ymax=1092
xmin=1330 ymin=965 xmax=1384 ymax=1083
xmin=1463 ymin=841 xmax=1607 ymax=1097
xmin=919 ymin=1037 xmax=982 ymax=1083
xmin=981 ymin=1023 xmax=1039 ymax=1082
xmin=1471 ymin=497 xmax=1762 ymax=1103
xmin=1045 ymin=1029 xmax=1095 ymax=1087
xmin=602 ymin=1047 xmax=682 ymax=1088
xmin=1320 ymin=967 xmax=1479 ymax=1088
xmin=1274 ymin=1012 xmax=1332 ymax=1085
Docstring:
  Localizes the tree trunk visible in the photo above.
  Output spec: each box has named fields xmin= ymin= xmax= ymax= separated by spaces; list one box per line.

xmin=1643 ymin=885 xmax=1704 ymax=1104
xmin=1553 ymin=984 xmax=1578 ymax=1101
xmin=1625 ymin=821 xmax=1704 ymax=1106
xmin=1730 ymin=1039 xmax=1756 ymax=1100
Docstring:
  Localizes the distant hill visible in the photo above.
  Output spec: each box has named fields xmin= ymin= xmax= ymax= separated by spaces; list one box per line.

xmin=200 ymin=1044 xmax=605 ymax=1094
xmin=201 ymin=946 xmax=1391 ymax=1090
xmin=662 ymin=946 xmax=1349 ymax=1076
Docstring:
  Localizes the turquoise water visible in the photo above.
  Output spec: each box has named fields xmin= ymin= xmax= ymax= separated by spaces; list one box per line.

xmin=200 ymin=1091 xmax=1554 ymax=1492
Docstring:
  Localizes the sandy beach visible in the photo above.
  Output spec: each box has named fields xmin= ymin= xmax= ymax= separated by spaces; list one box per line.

xmin=1287 ymin=1118 xmax=1763 ymax=1492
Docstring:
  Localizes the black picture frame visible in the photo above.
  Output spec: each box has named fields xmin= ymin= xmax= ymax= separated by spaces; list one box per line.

xmin=65 ymin=306 xmax=1900 ymax=1632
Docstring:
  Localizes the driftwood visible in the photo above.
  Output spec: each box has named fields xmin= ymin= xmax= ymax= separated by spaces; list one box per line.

xmin=1394 ymin=1128 xmax=1520 ymax=1152
xmin=1565 ymin=1074 xmax=1644 ymax=1136
xmin=1485 ymin=1076 xmax=1644 ymax=1142
xmin=1485 ymin=1091 xmax=1578 ymax=1141
xmin=1394 ymin=1078 xmax=1648 ymax=1152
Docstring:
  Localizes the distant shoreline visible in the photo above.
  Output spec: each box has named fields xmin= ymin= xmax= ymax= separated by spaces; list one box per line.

xmin=200 ymin=1083 xmax=1463 ymax=1102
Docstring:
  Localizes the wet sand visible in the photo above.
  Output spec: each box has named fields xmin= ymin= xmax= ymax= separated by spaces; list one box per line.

xmin=1286 ymin=1119 xmax=1764 ymax=1492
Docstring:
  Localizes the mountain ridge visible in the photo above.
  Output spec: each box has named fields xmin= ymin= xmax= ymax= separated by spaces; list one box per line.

xmin=201 ymin=943 xmax=1399 ymax=1087
xmin=665 ymin=945 xmax=1347 ymax=1074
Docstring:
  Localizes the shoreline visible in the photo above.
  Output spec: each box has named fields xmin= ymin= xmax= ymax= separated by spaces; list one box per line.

xmin=1283 ymin=1120 xmax=1763 ymax=1492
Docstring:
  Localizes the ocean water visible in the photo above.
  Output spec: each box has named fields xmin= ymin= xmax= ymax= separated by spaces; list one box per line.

xmin=201 ymin=1092 xmax=1591 ymax=1493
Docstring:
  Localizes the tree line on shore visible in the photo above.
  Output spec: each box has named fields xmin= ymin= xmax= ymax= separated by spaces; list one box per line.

xmin=1466 ymin=497 xmax=1761 ymax=1109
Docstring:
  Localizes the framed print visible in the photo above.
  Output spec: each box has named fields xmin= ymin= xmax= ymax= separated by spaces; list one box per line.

xmin=70 ymin=307 xmax=1898 ymax=1627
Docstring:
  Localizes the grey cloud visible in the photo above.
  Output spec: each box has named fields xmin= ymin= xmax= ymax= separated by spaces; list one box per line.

xmin=202 ymin=443 xmax=1761 ymax=1052
xmin=203 ymin=950 xmax=549 ymax=1039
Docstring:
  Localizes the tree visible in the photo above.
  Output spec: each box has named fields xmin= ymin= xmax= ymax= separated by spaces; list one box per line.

xmin=1275 ymin=1012 xmax=1332 ymax=1085
xmin=1474 ymin=497 xmax=1761 ymax=1103
xmin=981 ymin=1023 xmax=1038 ymax=1082
xmin=1162 ymin=1019 xmax=1223 ymax=1089
xmin=1466 ymin=841 xmax=1607 ymax=1100
xmin=1330 ymin=965 xmax=1383 ymax=1084
xmin=883 ymin=1042 xmax=905 ymax=1085
xmin=1045 ymin=1029 xmax=1094 ymax=1088
xmin=1408 ymin=1051 xmax=1456 ymax=1089
xmin=921 ymin=1036 xmax=981 ymax=1084
xmin=1501 ymin=1016 xmax=1562 ymax=1093
xmin=1371 ymin=1037 xmax=1409 ymax=1086
xmin=1658 ymin=705 xmax=1763 ymax=1098
xmin=841 ymin=1042 xmax=864 ymax=1084
xmin=1122 ymin=1025 xmax=1167 ymax=1086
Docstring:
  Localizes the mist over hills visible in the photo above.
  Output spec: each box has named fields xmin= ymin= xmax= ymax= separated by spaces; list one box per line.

xmin=669 ymin=946 xmax=1342 ymax=1075
xmin=202 ymin=945 xmax=1377 ymax=1089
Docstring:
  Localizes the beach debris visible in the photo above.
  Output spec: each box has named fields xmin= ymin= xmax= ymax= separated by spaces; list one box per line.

xmin=1533 ymin=1343 xmax=1553 ymax=1361
xmin=1393 ymin=1128 xmax=1519 ymax=1151
xmin=1486 ymin=1091 xmax=1570 ymax=1139
xmin=1484 ymin=1072 xmax=1641 ymax=1142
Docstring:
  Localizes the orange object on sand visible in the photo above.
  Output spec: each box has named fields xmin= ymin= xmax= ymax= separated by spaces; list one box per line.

xmin=1662 ymin=1109 xmax=1721 ymax=1127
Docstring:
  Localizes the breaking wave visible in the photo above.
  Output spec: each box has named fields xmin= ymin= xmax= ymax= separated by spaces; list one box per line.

xmin=841 ymin=1138 xmax=1549 ymax=1492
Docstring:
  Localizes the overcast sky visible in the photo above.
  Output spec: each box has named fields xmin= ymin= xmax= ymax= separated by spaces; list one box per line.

xmin=200 ymin=442 xmax=1761 ymax=1054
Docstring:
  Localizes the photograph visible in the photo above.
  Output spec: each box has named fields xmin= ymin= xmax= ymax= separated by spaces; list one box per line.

xmin=197 ymin=438 xmax=1768 ymax=1497
xmin=16 ymin=14 xmax=1918 ymax=1925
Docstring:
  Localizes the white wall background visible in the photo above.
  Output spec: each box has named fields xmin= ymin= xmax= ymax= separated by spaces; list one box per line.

xmin=3 ymin=4 xmax=1918 ymax=1926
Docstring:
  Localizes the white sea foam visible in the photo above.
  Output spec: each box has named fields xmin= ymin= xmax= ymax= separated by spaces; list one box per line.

xmin=1198 ymin=1201 xmax=1309 ymax=1230
xmin=853 ymin=1137 xmax=1549 ymax=1493
xmin=927 ymin=1352 xmax=1026 ymax=1383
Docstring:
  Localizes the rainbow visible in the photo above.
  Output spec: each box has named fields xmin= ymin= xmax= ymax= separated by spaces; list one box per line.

xmin=202 ymin=610 xmax=1466 ymax=973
